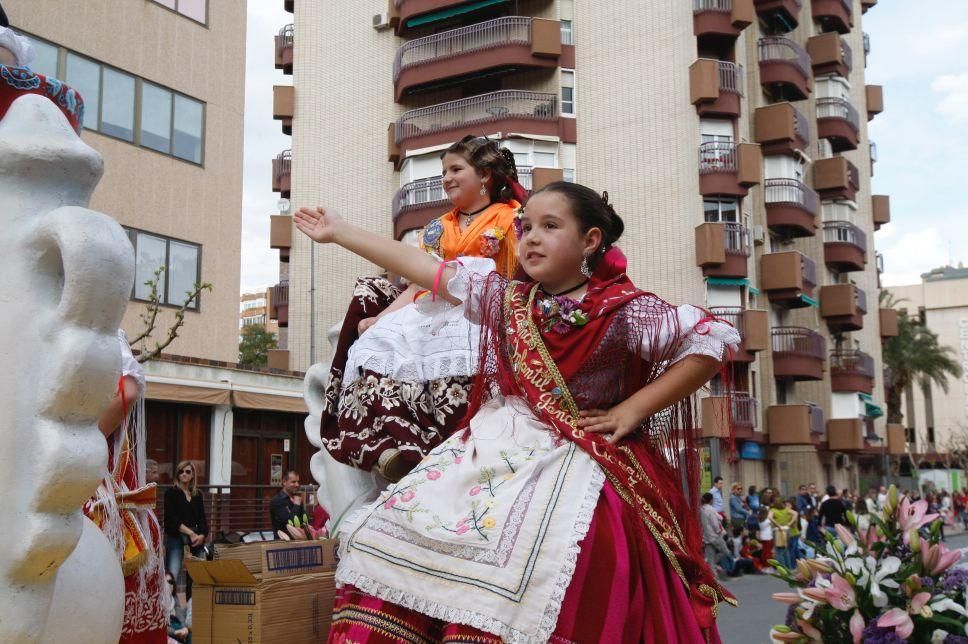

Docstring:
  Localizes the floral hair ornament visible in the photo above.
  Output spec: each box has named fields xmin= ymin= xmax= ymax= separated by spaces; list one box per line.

xmin=513 ymin=205 xmax=526 ymax=240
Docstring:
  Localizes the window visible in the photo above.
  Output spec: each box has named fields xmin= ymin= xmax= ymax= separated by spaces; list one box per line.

xmin=560 ymin=20 xmax=573 ymax=45
xmin=561 ymin=70 xmax=575 ymax=117
xmin=101 ymin=68 xmax=136 ymax=141
xmin=703 ymin=198 xmax=738 ymax=223
xmin=150 ymin=0 xmax=208 ymax=25
xmin=19 ymin=33 xmax=205 ymax=164
xmin=65 ymin=53 xmax=100 ymax=131
xmin=128 ymin=228 xmax=202 ymax=310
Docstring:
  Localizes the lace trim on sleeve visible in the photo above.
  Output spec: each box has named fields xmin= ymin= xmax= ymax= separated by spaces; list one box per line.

xmin=638 ymin=303 xmax=741 ymax=364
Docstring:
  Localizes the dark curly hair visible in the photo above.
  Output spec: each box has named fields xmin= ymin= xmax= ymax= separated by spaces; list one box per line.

xmin=442 ymin=135 xmax=520 ymax=203
xmin=529 ymin=181 xmax=625 ymax=261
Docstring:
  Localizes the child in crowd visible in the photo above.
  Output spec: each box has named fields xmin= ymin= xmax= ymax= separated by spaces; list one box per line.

xmin=757 ymin=507 xmax=774 ymax=570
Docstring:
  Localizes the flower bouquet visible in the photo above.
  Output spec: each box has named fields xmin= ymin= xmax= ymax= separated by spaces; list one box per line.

xmin=770 ymin=486 xmax=967 ymax=643
xmin=276 ymin=513 xmax=328 ymax=541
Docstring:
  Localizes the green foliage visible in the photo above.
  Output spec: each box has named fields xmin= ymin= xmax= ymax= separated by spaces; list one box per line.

xmin=239 ymin=324 xmax=277 ymax=367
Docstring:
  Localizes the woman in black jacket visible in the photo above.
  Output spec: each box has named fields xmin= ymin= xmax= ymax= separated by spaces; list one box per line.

xmin=164 ymin=460 xmax=207 ymax=581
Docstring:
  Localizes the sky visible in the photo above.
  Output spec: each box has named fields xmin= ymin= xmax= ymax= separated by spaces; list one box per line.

xmin=237 ymin=2 xmax=968 ymax=293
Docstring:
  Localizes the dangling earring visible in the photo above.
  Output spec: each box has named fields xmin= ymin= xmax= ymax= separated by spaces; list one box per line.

xmin=480 ymin=177 xmax=487 ymax=196
xmin=580 ymin=253 xmax=592 ymax=278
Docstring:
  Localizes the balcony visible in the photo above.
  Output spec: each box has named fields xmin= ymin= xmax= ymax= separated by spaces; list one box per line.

xmin=767 ymin=403 xmax=825 ymax=445
xmin=866 ymin=84 xmax=884 ymax=120
xmin=758 ymin=36 xmax=812 ymax=101
xmin=861 ymin=0 xmax=877 ymax=13
xmin=393 ymin=17 xmax=562 ymax=101
xmin=772 ymin=327 xmax=826 ymax=381
xmin=764 ymin=178 xmax=819 ymax=238
xmin=830 ymin=349 xmax=875 ymax=393
xmin=269 ymin=281 xmax=289 ymax=328
xmin=812 ymin=0 xmax=853 ymax=35
xmin=689 ymin=59 xmax=744 ymax=118
xmin=823 ymin=220 xmax=866 ymax=272
xmin=394 ymin=0 xmax=523 ymax=35
xmin=695 ymin=222 xmax=751 ymax=278
xmin=709 ymin=307 xmax=769 ymax=362
xmin=270 ymin=215 xmax=292 ymax=262
xmin=820 ymin=283 xmax=866 ymax=332
xmin=872 ymin=194 xmax=890 ymax=230
xmin=391 ymin=166 xmax=538 ymax=238
xmin=701 ymin=393 xmax=759 ymax=439
xmin=806 ymin=32 xmax=852 ymax=79
xmin=754 ymin=102 xmax=810 ymax=156
xmin=761 ymin=251 xmax=817 ymax=307
xmin=697 ymin=141 xmax=762 ymax=196
xmin=271 ymin=149 xmax=291 ymax=198
xmin=693 ymin=0 xmax=754 ymax=48
xmin=879 ymin=308 xmax=899 ymax=338
xmin=812 ymin=156 xmax=859 ymax=202
xmin=273 ymin=85 xmax=293 ymax=136
xmin=267 ymin=349 xmax=290 ymax=371
xmin=754 ymin=0 xmax=802 ymax=32
xmin=886 ymin=423 xmax=905 ymax=456
xmin=816 ymin=97 xmax=860 ymax=152
xmin=389 ymin=90 xmax=563 ymax=165
xmin=827 ymin=418 xmax=865 ymax=451
xmin=275 ymin=24 xmax=293 ymax=75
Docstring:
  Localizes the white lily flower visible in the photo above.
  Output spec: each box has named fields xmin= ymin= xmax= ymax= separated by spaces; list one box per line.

xmin=930 ymin=597 xmax=968 ymax=618
xmin=845 ymin=556 xmax=869 ymax=587
xmin=870 ymin=556 xmax=901 ymax=608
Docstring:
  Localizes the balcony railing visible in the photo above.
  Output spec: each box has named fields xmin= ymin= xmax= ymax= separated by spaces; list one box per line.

xmin=393 ymin=167 xmax=534 ymax=220
xmin=802 ymin=253 xmax=818 ymax=287
xmin=698 ymin=141 xmax=739 ymax=174
xmin=156 ymin=484 xmax=320 ymax=535
xmin=808 ymin=403 xmax=825 ymax=436
xmin=709 ymin=306 xmax=743 ymax=331
xmin=717 ymin=60 xmax=745 ymax=95
xmin=855 ymin=287 xmax=868 ymax=314
xmin=816 ymin=97 xmax=859 ymax=130
xmin=394 ymin=17 xmax=532 ymax=81
xmin=772 ymin=326 xmax=826 ymax=360
xmin=723 ymin=222 xmax=751 ymax=255
xmin=823 ymin=220 xmax=867 ymax=252
xmin=277 ymin=23 xmax=294 ymax=53
xmin=394 ymin=90 xmax=558 ymax=145
xmin=274 ymin=149 xmax=291 ymax=184
xmin=694 ymin=0 xmax=731 ymax=11
xmin=271 ymin=280 xmax=289 ymax=308
xmin=876 ymin=251 xmax=884 ymax=274
xmin=764 ymin=178 xmax=819 ymax=212
xmin=733 ymin=393 xmax=759 ymax=429
xmin=758 ymin=36 xmax=811 ymax=77
xmin=830 ymin=349 xmax=875 ymax=379
xmin=841 ymin=39 xmax=853 ymax=72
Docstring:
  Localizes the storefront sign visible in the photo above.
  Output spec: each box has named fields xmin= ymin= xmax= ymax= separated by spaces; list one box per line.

xmin=740 ymin=441 xmax=766 ymax=460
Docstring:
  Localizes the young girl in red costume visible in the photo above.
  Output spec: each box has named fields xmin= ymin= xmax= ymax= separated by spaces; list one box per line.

xmin=296 ymin=182 xmax=740 ymax=643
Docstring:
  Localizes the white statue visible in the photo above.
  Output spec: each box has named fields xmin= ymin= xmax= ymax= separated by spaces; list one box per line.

xmin=0 ymin=93 xmax=133 ymax=642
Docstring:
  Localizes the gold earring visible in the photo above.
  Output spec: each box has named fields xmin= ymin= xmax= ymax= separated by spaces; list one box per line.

xmin=480 ymin=177 xmax=487 ymax=196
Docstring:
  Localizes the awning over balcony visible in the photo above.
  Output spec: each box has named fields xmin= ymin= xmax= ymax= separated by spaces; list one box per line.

xmin=706 ymin=276 xmax=760 ymax=293
xmin=406 ymin=0 xmax=508 ymax=27
xmin=859 ymin=392 xmax=884 ymax=418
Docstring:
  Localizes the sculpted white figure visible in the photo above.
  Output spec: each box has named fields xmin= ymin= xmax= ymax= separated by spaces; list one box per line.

xmin=0 ymin=94 xmax=134 ymax=642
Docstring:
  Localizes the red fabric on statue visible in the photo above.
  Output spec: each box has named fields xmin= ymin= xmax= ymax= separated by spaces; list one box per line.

xmin=0 ymin=64 xmax=85 ymax=131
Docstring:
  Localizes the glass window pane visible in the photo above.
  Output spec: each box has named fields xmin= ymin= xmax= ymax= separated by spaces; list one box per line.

xmin=153 ymin=0 xmax=177 ymax=8
xmin=533 ymin=152 xmax=555 ymax=168
xmin=721 ymin=199 xmax=738 ymax=222
xmin=172 ymin=95 xmax=204 ymax=163
xmin=28 ymin=38 xmax=59 ymax=78
xmin=703 ymin=199 xmax=720 ymax=223
xmin=100 ymin=68 xmax=135 ymax=141
xmin=140 ymin=82 xmax=172 ymax=154
xmin=134 ymin=233 xmax=167 ymax=301
xmin=65 ymin=54 xmax=100 ymax=130
xmin=167 ymin=241 xmax=199 ymax=307
xmin=177 ymin=0 xmax=207 ymax=23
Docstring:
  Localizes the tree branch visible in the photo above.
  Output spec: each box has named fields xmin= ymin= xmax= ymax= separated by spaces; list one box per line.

xmin=136 ymin=282 xmax=214 ymax=364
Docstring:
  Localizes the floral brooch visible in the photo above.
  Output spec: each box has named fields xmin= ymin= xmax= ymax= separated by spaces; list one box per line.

xmin=479 ymin=227 xmax=505 ymax=257
xmin=536 ymin=293 xmax=590 ymax=334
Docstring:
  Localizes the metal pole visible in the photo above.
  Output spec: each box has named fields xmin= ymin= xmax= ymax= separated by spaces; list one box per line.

xmin=309 ymin=242 xmax=316 ymax=365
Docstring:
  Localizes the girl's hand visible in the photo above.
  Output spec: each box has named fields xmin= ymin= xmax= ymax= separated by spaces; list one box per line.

xmin=294 ymin=206 xmax=343 ymax=243
xmin=578 ymin=404 xmax=643 ymax=443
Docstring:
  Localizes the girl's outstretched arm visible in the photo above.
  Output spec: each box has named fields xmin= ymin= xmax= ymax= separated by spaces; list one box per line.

xmin=294 ymin=206 xmax=459 ymax=304
xmin=578 ymin=354 xmax=720 ymax=443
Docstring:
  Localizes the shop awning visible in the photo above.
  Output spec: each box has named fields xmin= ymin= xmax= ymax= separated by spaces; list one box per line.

xmin=406 ymin=0 xmax=507 ymax=27
xmin=232 ymin=390 xmax=307 ymax=414
xmin=146 ymin=382 xmax=231 ymax=406
xmin=706 ymin=277 xmax=748 ymax=287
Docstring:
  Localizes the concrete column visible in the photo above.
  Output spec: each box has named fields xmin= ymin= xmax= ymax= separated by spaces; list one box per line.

xmin=209 ymin=405 xmax=234 ymax=489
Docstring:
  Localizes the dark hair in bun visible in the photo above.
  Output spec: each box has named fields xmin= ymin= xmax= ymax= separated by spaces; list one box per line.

xmin=442 ymin=135 xmax=520 ymax=203
xmin=530 ymin=181 xmax=624 ymax=258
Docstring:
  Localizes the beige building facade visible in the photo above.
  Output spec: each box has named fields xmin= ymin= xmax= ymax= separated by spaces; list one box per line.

xmin=888 ymin=267 xmax=968 ymax=457
xmin=270 ymin=0 xmax=897 ymax=496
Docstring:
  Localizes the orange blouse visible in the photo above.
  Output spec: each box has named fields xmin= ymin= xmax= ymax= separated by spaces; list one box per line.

xmin=420 ymin=201 xmax=520 ymax=279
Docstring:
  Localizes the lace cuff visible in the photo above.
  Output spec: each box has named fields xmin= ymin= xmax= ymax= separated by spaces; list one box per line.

xmin=414 ymin=256 xmax=497 ymax=324
xmin=0 ymin=27 xmax=35 ymax=67
xmin=643 ymin=304 xmax=741 ymax=364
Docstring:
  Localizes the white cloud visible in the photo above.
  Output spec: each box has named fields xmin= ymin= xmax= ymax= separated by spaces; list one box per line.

xmin=239 ymin=4 xmax=292 ymax=294
xmin=880 ymin=225 xmax=966 ymax=287
xmin=932 ymin=74 xmax=968 ymax=126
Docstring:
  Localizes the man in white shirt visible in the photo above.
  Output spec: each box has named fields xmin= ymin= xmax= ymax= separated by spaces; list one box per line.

xmin=701 ymin=492 xmax=728 ymax=573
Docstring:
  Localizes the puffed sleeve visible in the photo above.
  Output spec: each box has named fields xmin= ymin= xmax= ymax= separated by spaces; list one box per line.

xmin=642 ymin=304 xmax=741 ymax=364
xmin=118 ymin=329 xmax=146 ymax=397
xmin=414 ymin=256 xmax=499 ymax=325
xmin=0 ymin=27 xmax=35 ymax=67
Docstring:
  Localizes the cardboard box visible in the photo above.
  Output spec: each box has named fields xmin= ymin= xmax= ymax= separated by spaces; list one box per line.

xmin=187 ymin=558 xmax=336 ymax=644
xmin=213 ymin=540 xmax=338 ymax=578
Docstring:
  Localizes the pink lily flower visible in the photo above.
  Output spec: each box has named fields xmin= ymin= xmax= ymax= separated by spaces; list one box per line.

xmin=796 ymin=618 xmax=823 ymax=642
xmin=878 ymin=607 xmax=914 ymax=639
xmin=910 ymin=591 xmax=933 ymax=618
xmin=772 ymin=592 xmax=801 ymax=605
xmin=801 ymin=587 xmax=829 ymax=604
xmin=898 ymin=496 xmax=939 ymax=543
xmin=835 ymin=525 xmax=858 ymax=556
xmin=770 ymin=628 xmax=806 ymax=642
xmin=849 ymin=610 xmax=865 ymax=644
xmin=825 ymin=573 xmax=857 ymax=611
xmin=921 ymin=541 xmax=963 ymax=576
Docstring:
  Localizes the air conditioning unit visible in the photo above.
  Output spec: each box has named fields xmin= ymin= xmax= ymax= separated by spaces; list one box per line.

xmin=751 ymin=224 xmax=765 ymax=245
xmin=372 ymin=12 xmax=390 ymax=30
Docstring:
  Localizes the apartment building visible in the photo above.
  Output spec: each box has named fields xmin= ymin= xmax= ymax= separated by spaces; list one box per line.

xmin=270 ymin=0 xmax=897 ymax=495
xmin=888 ymin=267 xmax=968 ymax=463
xmin=8 ymin=1 xmax=311 ymax=524
xmin=240 ymin=290 xmax=280 ymax=337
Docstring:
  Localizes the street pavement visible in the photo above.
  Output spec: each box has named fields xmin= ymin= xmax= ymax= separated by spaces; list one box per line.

xmin=715 ymin=527 xmax=968 ymax=643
